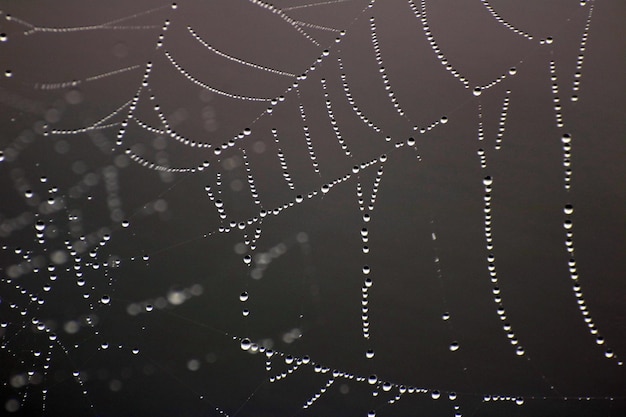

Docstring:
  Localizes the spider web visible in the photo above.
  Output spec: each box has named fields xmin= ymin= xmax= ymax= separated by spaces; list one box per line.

xmin=0 ymin=0 xmax=625 ymax=416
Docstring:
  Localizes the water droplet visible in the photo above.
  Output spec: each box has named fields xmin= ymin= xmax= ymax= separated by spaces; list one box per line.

xmin=431 ymin=390 xmax=441 ymax=400
xmin=367 ymin=374 xmax=378 ymax=385
xmin=240 ymin=338 xmax=252 ymax=351
xmin=366 ymin=349 xmax=375 ymax=359
xmin=449 ymin=341 xmax=459 ymax=352
xmin=483 ymin=176 xmax=493 ymax=186
xmin=101 ymin=295 xmax=111 ymax=304
xmin=35 ymin=220 xmax=46 ymax=231
xmin=239 ymin=292 xmax=249 ymax=302
xmin=473 ymin=87 xmax=482 ymax=96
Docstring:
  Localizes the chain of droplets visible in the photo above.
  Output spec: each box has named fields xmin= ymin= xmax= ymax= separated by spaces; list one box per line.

xmin=476 ymin=104 xmax=488 ymax=169
xmin=337 ymin=56 xmax=383 ymax=134
xmin=368 ymin=16 xmax=408 ymax=117
xmin=294 ymin=20 xmax=342 ymax=33
xmin=45 ymin=100 xmax=131 ymax=136
xmin=295 ymin=88 xmax=321 ymax=174
xmin=270 ymin=128 xmax=295 ymax=190
xmin=187 ymin=26 xmax=296 ymax=77
xmin=478 ymin=0 xmax=534 ymax=40
xmin=477 ymin=66 xmax=517 ymax=93
xmin=4 ymin=5 xmax=165 ymax=36
xmin=240 ymin=148 xmax=262 ymax=206
xmin=549 ymin=60 xmax=565 ymax=128
xmin=148 ymin=92 xmax=214 ymax=148
xmin=561 ymin=132 xmax=572 ymax=190
xmin=320 ymin=77 xmax=352 ymax=156
xmin=34 ymin=65 xmax=141 ymax=90
xmin=198 ymin=161 xmax=363 ymax=241
xmin=481 ymin=175 xmax=525 ymax=357
xmin=560 ymin=139 xmax=620 ymax=364
xmin=413 ymin=115 xmax=448 ymax=135
xmin=303 ymin=379 xmax=335 ymax=409
xmin=408 ymin=0 xmax=470 ymax=89
xmin=163 ymin=50 xmax=272 ymax=102
xmin=494 ymin=92 xmax=510 ymax=150
xmin=241 ymin=336 xmax=529 ymax=417
xmin=355 ymin=156 xmax=386 ymax=341
xmin=205 ymin=173 xmax=228 ymax=220
xmin=571 ymin=1 xmax=594 ymax=102
xmin=247 ymin=0 xmax=321 ymax=47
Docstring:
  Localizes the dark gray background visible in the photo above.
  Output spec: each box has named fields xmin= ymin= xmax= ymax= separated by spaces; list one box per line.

xmin=0 ymin=0 xmax=624 ymax=416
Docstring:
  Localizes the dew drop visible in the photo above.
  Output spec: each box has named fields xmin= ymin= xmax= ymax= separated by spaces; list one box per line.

xmin=367 ymin=374 xmax=378 ymax=385
xmin=240 ymin=338 xmax=251 ymax=351
xmin=449 ymin=341 xmax=459 ymax=352
xmin=431 ymin=390 xmax=441 ymax=400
